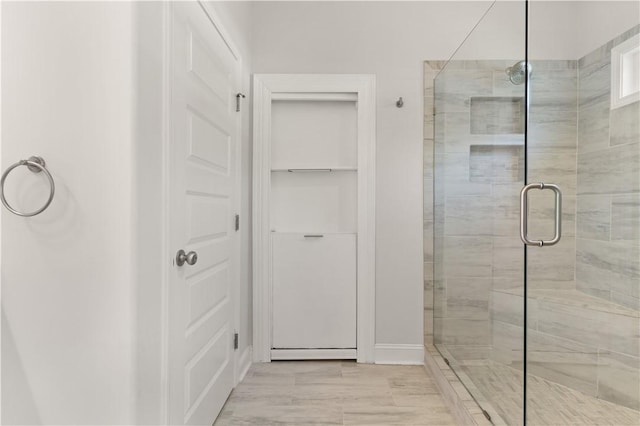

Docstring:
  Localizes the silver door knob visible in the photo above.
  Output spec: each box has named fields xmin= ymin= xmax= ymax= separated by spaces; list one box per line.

xmin=176 ymin=249 xmax=198 ymax=266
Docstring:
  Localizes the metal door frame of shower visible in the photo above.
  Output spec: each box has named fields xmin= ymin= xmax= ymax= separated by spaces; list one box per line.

xmin=523 ymin=1 xmax=530 ymax=424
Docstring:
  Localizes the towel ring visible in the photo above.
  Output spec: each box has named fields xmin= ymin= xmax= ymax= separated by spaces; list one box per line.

xmin=1 ymin=156 xmax=55 ymax=217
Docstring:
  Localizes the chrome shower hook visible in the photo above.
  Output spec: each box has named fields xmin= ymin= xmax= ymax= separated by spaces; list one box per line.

xmin=396 ymin=97 xmax=404 ymax=108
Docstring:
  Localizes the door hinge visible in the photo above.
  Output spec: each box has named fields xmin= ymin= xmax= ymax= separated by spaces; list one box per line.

xmin=233 ymin=332 xmax=239 ymax=350
xmin=235 ymin=214 xmax=240 ymax=231
xmin=236 ymin=93 xmax=245 ymax=112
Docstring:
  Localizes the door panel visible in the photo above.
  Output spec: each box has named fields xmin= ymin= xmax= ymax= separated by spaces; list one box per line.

xmin=187 ymin=110 xmax=231 ymax=173
xmin=168 ymin=2 xmax=239 ymax=425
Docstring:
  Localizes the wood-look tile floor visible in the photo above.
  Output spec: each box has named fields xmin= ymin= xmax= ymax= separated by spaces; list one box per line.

xmin=214 ymin=360 xmax=457 ymax=425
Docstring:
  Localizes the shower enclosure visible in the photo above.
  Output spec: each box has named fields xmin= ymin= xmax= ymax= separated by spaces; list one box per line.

xmin=427 ymin=1 xmax=639 ymax=424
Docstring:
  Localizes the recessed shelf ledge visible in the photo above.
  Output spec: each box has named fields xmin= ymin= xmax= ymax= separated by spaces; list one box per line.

xmin=271 ymin=167 xmax=358 ymax=172
xmin=270 ymin=231 xmax=357 ymax=235
xmin=272 ymin=92 xmax=358 ymax=102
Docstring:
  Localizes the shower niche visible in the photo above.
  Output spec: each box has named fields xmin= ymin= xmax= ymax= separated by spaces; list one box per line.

xmin=470 ymin=96 xmax=525 ymax=135
xmin=468 ymin=96 xmax=525 ymax=184
xmin=469 ymin=145 xmax=524 ymax=183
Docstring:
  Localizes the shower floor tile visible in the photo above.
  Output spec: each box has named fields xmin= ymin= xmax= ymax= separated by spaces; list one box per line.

xmin=460 ymin=360 xmax=640 ymax=426
xmin=214 ymin=361 xmax=457 ymax=425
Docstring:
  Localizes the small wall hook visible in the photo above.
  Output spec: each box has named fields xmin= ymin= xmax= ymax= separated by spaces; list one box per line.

xmin=236 ymin=93 xmax=246 ymax=112
xmin=396 ymin=97 xmax=404 ymax=108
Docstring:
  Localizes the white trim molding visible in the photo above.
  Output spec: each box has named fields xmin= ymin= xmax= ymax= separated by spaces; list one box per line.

xmin=611 ymin=33 xmax=640 ymax=110
xmin=252 ymin=74 xmax=377 ymax=364
xmin=374 ymin=344 xmax=425 ymax=365
xmin=236 ymin=346 xmax=252 ymax=384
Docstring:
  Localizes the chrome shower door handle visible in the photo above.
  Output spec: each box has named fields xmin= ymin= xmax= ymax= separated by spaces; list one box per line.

xmin=545 ymin=183 xmax=563 ymax=246
xmin=520 ymin=183 xmax=542 ymax=247
xmin=520 ymin=182 xmax=562 ymax=247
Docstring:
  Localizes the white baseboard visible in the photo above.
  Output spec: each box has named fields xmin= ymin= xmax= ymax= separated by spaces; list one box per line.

xmin=374 ymin=344 xmax=424 ymax=365
xmin=236 ymin=345 xmax=252 ymax=384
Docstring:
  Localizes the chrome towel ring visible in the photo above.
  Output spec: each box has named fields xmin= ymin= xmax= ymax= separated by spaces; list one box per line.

xmin=1 ymin=156 xmax=55 ymax=217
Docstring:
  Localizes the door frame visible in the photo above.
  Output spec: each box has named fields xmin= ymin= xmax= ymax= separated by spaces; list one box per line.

xmin=252 ymin=74 xmax=376 ymax=363
xmin=160 ymin=1 xmax=244 ymax=422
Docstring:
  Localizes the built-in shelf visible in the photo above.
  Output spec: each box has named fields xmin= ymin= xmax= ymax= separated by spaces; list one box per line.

xmin=271 ymin=167 xmax=357 ymax=172
xmin=272 ymin=92 xmax=358 ymax=102
xmin=271 ymin=100 xmax=357 ymax=169
xmin=270 ymin=231 xmax=357 ymax=235
xmin=253 ymin=74 xmax=376 ymax=361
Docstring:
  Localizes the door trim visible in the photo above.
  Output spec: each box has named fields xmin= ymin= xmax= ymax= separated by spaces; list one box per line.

xmin=252 ymin=74 xmax=377 ymax=363
xmin=161 ymin=1 xmax=244 ymax=423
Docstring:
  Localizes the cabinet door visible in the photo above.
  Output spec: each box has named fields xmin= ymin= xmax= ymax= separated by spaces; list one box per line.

xmin=272 ymin=233 xmax=356 ymax=349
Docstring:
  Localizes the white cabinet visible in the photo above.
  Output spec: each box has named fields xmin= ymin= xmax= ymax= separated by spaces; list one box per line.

xmin=272 ymin=234 xmax=356 ymax=350
xmin=253 ymin=74 xmax=376 ymax=362
xmin=270 ymin=96 xmax=358 ymax=358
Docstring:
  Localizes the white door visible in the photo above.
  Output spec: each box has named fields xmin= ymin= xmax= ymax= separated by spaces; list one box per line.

xmin=168 ymin=2 xmax=240 ymax=425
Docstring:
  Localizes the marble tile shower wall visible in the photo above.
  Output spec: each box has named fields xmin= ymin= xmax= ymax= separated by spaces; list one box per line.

xmin=576 ymin=25 xmax=640 ymax=312
xmin=489 ymin=59 xmax=581 ymax=379
xmin=423 ymin=61 xmax=442 ymax=347
xmin=426 ymin=26 xmax=639 ymax=412
xmin=570 ymin=26 xmax=640 ymax=410
xmin=487 ymin=33 xmax=640 ymax=410
xmin=428 ymin=60 xmax=578 ymax=361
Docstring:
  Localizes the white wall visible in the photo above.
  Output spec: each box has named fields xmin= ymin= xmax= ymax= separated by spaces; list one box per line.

xmin=132 ymin=2 xmax=166 ymax=424
xmin=453 ymin=1 xmax=592 ymax=60
xmin=529 ymin=1 xmax=640 ymax=60
xmin=454 ymin=1 xmax=640 ymax=61
xmin=573 ymin=1 xmax=639 ymax=58
xmin=1 ymin=2 xmax=255 ymax=424
xmin=250 ymin=1 xmax=493 ymax=346
xmin=1 ymin=2 xmax=137 ymax=424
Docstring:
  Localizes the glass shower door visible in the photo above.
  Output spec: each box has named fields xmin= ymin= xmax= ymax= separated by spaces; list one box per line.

xmin=432 ymin=1 xmax=639 ymax=424
xmin=432 ymin=1 xmax=528 ymax=424
xmin=525 ymin=2 xmax=640 ymax=424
